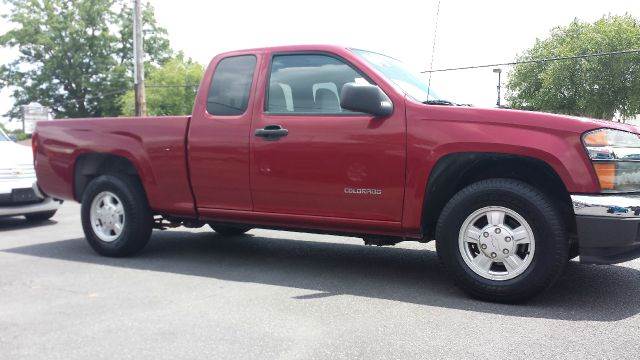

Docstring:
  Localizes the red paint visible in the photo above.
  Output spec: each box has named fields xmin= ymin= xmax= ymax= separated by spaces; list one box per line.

xmin=33 ymin=45 xmax=640 ymax=238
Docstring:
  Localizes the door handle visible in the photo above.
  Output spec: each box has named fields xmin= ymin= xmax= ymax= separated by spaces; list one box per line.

xmin=254 ymin=124 xmax=288 ymax=141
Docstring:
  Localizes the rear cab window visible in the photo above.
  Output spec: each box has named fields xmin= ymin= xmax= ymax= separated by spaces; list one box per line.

xmin=206 ymin=55 xmax=257 ymax=116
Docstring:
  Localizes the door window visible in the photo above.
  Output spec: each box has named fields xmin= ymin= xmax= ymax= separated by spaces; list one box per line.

xmin=266 ymin=54 xmax=371 ymax=114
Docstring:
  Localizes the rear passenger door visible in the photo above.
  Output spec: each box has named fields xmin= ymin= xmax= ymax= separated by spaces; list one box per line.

xmin=189 ymin=54 xmax=259 ymax=212
xmin=250 ymin=53 xmax=406 ymax=223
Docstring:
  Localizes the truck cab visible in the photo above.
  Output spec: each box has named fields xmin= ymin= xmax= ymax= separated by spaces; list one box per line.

xmin=188 ymin=47 xmax=407 ymax=233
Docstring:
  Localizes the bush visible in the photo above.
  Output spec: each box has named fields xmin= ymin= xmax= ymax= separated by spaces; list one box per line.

xmin=1 ymin=127 xmax=30 ymax=141
xmin=12 ymin=131 xmax=30 ymax=141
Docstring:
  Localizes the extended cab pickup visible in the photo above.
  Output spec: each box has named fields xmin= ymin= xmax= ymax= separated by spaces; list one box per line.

xmin=34 ymin=45 xmax=640 ymax=302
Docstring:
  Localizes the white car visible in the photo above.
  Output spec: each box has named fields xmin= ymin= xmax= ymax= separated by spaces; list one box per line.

xmin=0 ymin=129 xmax=61 ymax=221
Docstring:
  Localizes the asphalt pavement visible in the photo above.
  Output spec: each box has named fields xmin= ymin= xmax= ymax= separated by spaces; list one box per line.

xmin=1 ymin=202 xmax=639 ymax=359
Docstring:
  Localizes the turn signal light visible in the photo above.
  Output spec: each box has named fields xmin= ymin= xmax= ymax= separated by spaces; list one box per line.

xmin=592 ymin=162 xmax=615 ymax=190
xmin=582 ymin=129 xmax=640 ymax=192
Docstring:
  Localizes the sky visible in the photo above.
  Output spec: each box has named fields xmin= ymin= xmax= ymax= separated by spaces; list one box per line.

xmin=1 ymin=0 xmax=639 ymax=126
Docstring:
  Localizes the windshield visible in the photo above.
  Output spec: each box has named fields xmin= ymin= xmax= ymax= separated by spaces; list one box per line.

xmin=351 ymin=49 xmax=447 ymax=103
xmin=0 ymin=129 xmax=10 ymax=141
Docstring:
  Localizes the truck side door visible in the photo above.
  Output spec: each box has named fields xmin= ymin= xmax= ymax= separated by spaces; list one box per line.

xmin=250 ymin=52 xmax=406 ymax=225
xmin=188 ymin=53 xmax=260 ymax=212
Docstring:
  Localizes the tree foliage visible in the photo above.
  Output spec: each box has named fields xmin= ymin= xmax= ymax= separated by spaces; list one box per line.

xmin=0 ymin=0 xmax=172 ymax=119
xmin=507 ymin=15 xmax=640 ymax=120
xmin=119 ymin=54 xmax=204 ymax=116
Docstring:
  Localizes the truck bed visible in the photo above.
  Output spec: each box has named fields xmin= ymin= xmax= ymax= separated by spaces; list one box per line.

xmin=35 ymin=116 xmax=197 ymax=216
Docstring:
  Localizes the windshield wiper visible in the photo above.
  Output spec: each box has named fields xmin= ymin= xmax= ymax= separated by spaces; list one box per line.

xmin=423 ymin=99 xmax=456 ymax=106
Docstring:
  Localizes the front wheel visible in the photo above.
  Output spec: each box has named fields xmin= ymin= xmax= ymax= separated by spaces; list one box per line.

xmin=81 ymin=174 xmax=152 ymax=257
xmin=436 ymin=179 xmax=569 ymax=303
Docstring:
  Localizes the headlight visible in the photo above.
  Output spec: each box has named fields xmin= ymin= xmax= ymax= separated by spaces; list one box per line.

xmin=582 ymin=128 xmax=640 ymax=192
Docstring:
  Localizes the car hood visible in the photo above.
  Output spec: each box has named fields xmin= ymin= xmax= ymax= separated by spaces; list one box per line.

xmin=416 ymin=104 xmax=640 ymax=134
xmin=489 ymin=107 xmax=640 ymax=134
xmin=0 ymin=141 xmax=34 ymax=168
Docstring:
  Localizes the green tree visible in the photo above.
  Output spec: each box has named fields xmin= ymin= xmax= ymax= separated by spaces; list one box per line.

xmin=507 ymin=15 xmax=640 ymax=120
xmin=119 ymin=54 xmax=204 ymax=116
xmin=0 ymin=0 xmax=172 ymax=119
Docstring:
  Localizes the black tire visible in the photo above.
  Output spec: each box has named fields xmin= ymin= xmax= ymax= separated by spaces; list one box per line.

xmin=436 ymin=179 xmax=569 ymax=303
xmin=25 ymin=210 xmax=57 ymax=222
xmin=81 ymin=174 xmax=152 ymax=257
xmin=209 ymin=224 xmax=252 ymax=236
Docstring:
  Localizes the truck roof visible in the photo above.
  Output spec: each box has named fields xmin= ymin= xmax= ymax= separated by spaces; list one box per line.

xmin=213 ymin=44 xmax=350 ymax=58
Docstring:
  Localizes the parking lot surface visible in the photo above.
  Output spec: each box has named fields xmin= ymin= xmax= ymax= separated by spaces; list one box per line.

xmin=1 ymin=202 xmax=640 ymax=359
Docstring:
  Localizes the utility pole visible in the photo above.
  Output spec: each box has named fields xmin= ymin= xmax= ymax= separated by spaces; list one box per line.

xmin=492 ymin=68 xmax=502 ymax=107
xmin=133 ymin=0 xmax=146 ymax=116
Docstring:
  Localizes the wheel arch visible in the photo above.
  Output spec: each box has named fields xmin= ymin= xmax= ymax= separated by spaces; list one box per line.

xmin=73 ymin=153 xmax=145 ymax=202
xmin=421 ymin=152 xmax=575 ymax=240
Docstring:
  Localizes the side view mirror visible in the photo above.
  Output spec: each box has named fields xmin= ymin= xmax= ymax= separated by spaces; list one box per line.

xmin=340 ymin=83 xmax=393 ymax=117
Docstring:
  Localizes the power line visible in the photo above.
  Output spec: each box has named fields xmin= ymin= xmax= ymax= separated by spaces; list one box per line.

xmin=92 ymin=84 xmax=198 ymax=98
xmin=146 ymin=84 xmax=199 ymax=88
xmin=421 ymin=49 xmax=640 ymax=73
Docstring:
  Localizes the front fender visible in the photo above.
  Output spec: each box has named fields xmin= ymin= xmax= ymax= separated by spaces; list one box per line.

xmin=402 ymin=111 xmax=599 ymax=234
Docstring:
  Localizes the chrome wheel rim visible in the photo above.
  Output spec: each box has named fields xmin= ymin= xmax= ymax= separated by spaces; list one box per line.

xmin=458 ymin=206 xmax=535 ymax=281
xmin=90 ymin=191 xmax=125 ymax=242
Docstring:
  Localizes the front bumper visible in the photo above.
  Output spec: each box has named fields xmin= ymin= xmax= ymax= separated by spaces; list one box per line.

xmin=572 ymin=194 xmax=640 ymax=264
xmin=0 ymin=181 xmax=62 ymax=217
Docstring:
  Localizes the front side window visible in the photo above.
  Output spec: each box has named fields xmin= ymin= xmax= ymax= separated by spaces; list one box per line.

xmin=267 ymin=54 xmax=371 ymax=114
xmin=207 ymin=55 xmax=257 ymax=116
xmin=0 ymin=129 xmax=9 ymax=141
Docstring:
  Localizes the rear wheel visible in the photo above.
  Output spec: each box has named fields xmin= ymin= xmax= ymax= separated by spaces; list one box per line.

xmin=81 ymin=174 xmax=152 ymax=257
xmin=209 ymin=224 xmax=252 ymax=236
xmin=436 ymin=179 xmax=569 ymax=303
xmin=25 ymin=210 xmax=57 ymax=222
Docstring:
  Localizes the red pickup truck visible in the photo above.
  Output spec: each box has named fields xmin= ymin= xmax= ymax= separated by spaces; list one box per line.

xmin=34 ymin=45 xmax=640 ymax=302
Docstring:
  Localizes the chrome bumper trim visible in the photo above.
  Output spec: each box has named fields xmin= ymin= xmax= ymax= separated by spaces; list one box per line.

xmin=572 ymin=194 xmax=640 ymax=218
xmin=31 ymin=181 xmax=45 ymax=199
xmin=0 ymin=196 xmax=61 ymax=217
